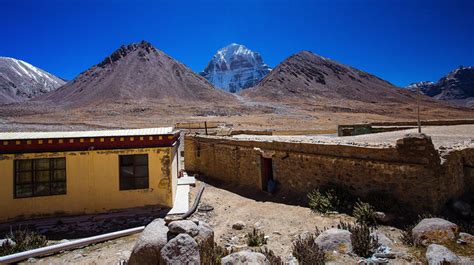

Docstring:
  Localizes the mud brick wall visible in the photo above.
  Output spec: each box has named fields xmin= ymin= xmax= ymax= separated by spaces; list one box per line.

xmin=185 ymin=135 xmax=473 ymax=213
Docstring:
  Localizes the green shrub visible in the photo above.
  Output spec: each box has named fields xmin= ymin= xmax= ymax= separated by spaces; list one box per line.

xmin=257 ymin=247 xmax=284 ymax=265
xmin=353 ymin=201 xmax=377 ymax=226
xmin=399 ymin=224 xmax=415 ymax=246
xmin=199 ymin=241 xmax=230 ymax=265
xmin=338 ymin=221 xmax=379 ymax=258
xmin=307 ymin=184 xmax=356 ymax=214
xmin=246 ymin=228 xmax=267 ymax=247
xmin=0 ymin=229 xmax=47 ymax=256
xmin=292 ymin=233 xmax=325 ymax=265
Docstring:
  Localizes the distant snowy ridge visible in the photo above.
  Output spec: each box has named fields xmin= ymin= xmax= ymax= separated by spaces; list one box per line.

xmin=0 ymin=57 xmax=65 ymax=103
xmin=406 ymin=66 xmax=474 ymax=108
xmin=200 ymin=43 xmax=271 ymax=93
xmin=406 ymin=81 xmax=435 ymax=93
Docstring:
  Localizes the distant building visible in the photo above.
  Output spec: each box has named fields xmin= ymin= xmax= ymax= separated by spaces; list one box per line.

xmin=0 ymin=127 xmax=181 ymax=222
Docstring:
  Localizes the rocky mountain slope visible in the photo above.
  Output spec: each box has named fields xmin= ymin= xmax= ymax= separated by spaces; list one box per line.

xmin=37 ymin=41 xmax=231 ymax=107
xmin=200 ymin=43 xmax=271 ymax=93
xmin=0 ymin=57 xmax=65 ymax=103
xmin=241 ymin=51 xmax=417 ymax=104
xmin=407 ymin=67 xmax=474 ymax=108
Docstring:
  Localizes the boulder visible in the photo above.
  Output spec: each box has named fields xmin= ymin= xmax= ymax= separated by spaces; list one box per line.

xmin=128 ymin=218 xmax=168 ymax=265
xmin=160 ymin=234 xmax=200 ymax=265
xmin=412 ymin=218 xmax=459 ymax=246
xmin=168 ymin=220 xmax=199 ymax=237
xmin=221 ymin=251 xmax=269 ymax=265
xmin=314 ymin=228 xmax=352 ymax=253
xmin=232 ymin=221 xmax=246 ymax=230
xmin=425 ymin=244 xmax=460 ymax=265
xmin=194 ymin=221 xmax=214 ymax=247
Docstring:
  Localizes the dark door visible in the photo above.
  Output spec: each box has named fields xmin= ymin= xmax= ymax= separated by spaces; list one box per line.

xmin=261 ymin=157 xmax=273 ymax=191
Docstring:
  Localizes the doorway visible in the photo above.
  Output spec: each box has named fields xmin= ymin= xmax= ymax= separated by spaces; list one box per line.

xmin=261 ymin=157 xmax=274 ymax=192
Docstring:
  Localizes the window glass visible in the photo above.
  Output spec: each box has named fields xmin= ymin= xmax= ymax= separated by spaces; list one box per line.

xmin=134 ymin=155 xmax=148 ymax=165
xmin=120 ymin=156 xmax=134 ymax=166
xmin=119 ymin=154 xmax=149 ymax=190
xmin=35 ymin=159 xmax=50 ymax=170
xmin=17 ymin=160 xmax=32 ymax=171
xmin=51 ymin=182 xmax=66 ymax=195
xmin=54 ymin=158 xmax=66 ymax=169
xmin=120 ymin=166 xmax=134 ymax=178
xmin=53 ymin=170 xmax=66 ymax=181
xmin=15 ymin=184 xmax=32 ymax=198
xmin=14 ymin=158 xmax=66 ymax=198
xmin=35 ymin=171 xmax=50 ymax=182
xmin=16 ymin=171 xmax=32 ymax=184
xmin=135 ymin=166 xmax=148 ymax=177
xmin=34 ymin=183 xmax=50 ymax=196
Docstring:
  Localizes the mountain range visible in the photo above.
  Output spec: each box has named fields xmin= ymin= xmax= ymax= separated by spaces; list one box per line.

xmin=0 ymin=57 xmax=65 ymax=103
xmin=200 ymin=43 xmax=271 ymax=93
xmin=0 ymin=41 xmax=472 ymax=112
xmin=407 ymin=66 xmax=474 ymax=108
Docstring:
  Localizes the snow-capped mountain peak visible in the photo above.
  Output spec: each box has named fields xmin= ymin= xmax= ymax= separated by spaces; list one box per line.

xmin=0 ymin=57 xmax=66 ymax=103
xmin=406 ymin=81 xmax=435 ymax=93
xmin=201 ymin=43 xmax=271 ymax=93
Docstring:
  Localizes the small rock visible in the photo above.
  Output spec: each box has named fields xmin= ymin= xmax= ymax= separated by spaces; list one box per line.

xmin=221 ymin=250 xmax=270 ymax=265
xmin=314 ymin=228 xmax=352 ymax=254
xmin=272 ymin=231 xmax=282 ymax=235
xmin=459 ymin=232 xmax=474 ymax=243
xmin=374 ymin=211 xmax=394 ymax=224
xmin=232 ymin=221 xmax=246 ymax=230
xmin=26 ymin=258 xmax=37 ymax=263
xmin=412 ymin=218 xmax=459 ymax=246
xmin=160 ymin=234 xmax=200 ymax=265
xmin=73 ymin=253 xmax=84 ymax=259
xmin=371 ymin=231 xmax=393 ymax=247
xmin=0 ymin=238 xmax=16 ymax=247
xmin=168 ymin=220 xmax=199 ymax=237
xmin=286 ymin=256 xmax=298 ymax=265
xmin=425 ymin=244 xmax=460 ymax=265
xmin=254 ymin=221 xmax=264 ymax=230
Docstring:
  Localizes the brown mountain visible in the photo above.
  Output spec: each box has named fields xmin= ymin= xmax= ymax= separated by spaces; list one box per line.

xmin=242 ymin=51 xmax=417 ymax=104
xmin=37 ymin=41 xmax=231 ymax=107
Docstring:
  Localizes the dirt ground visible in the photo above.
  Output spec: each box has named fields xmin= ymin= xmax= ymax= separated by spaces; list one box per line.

xmin=29 ymin=180 xmax=426 ymax=264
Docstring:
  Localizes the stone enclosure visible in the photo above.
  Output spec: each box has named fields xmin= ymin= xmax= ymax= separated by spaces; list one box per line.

xmin=185 ymin=133 xmax=474 ymax=213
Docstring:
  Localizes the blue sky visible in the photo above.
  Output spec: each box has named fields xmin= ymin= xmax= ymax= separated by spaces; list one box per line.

xmin=1 ymin=0 xmax=473 ymax=87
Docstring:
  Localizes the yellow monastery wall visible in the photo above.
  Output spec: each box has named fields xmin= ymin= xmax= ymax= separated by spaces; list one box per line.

xmin=0 ymin=147 xmax=176 ymax=222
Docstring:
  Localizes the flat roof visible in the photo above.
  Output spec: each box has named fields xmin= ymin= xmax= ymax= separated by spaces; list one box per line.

xmin=229 ymin=124 xmax=474 ymax=150
xmin=0 ymin=127 xmax=175 ymax=140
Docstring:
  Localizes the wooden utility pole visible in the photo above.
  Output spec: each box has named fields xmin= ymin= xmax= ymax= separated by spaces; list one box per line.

xmin=417 ymin=86 xmax=421 ymax=133
xmin=204 ymin=121 xmax=208 ymax=135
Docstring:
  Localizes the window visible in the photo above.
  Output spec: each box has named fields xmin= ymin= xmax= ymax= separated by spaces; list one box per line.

xmin=14 ymin=158 xmax=66 ymax=198
xmin=119 ymin=154 xmax=149 ymax=190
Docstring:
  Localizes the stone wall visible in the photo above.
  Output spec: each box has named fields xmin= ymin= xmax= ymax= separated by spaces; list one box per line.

xmin=185 ymin=134 xmax=474 ymax=213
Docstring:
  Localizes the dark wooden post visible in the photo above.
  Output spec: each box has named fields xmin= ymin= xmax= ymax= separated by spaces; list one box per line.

xmin=204 ymin=121 xmax=208 ymax=135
